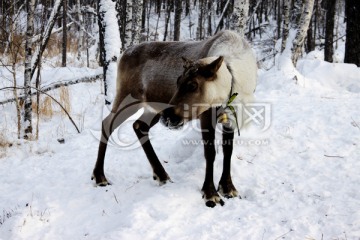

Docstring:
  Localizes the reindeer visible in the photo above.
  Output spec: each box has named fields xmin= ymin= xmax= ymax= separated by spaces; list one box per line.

xmin=92 ymin=30 xmax=257 ymax=207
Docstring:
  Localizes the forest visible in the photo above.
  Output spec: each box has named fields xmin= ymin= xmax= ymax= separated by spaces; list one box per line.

xmin=0 ymin=1 xmax=359 ymax=239
xmin=0 ymin=0 xmax=359 ymax=139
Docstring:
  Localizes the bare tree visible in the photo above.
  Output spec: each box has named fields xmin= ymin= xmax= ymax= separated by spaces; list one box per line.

xmin=30 ymin=0 xmax=63 ymax=80
xmin=281 ymin=0 xmax=290 ymax=52
xmin=291 ymin=0 xmax=315 ymax=65
xmin=196 ymin=0 xmax=205 ymax=40
xmin=215 ymin=0 xmax=231 ymax=34
xmin=123 ymin=0 xmax=143 ymax=48
xmin=116 ymin=0 xmax=126 ymax=52
xmin=0 ymin=2 xmax=24 ymax=138
xmin=98 ymin=0 xmax=121 ymax=104
xmin=62 ymin=0 xmax=67 ymax=67
xmin=163 ymin=0 xmax=172 ymax=41
xmin=174 ymin=0 xmax=182 ymax=41
xmin=231 ymin=0 xmax=249 ymax=37
xmin=344 ymin=0 xmax=360 ymax=66
xmin=207 ymin=0 xmax=213 ymax=36
xmin=76 ymin=0 xmax=84 ymax=61
xmin=24 ymin=0 xmax=36 ymax=139
xmin=324 ymin=0 xmax=336 ymax=62
xmin=131 ymin=0 xmax=143 ymax=44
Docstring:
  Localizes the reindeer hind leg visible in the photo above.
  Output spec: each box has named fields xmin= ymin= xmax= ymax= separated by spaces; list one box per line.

xmin=92 ymin=94 xmax=142 ymax=186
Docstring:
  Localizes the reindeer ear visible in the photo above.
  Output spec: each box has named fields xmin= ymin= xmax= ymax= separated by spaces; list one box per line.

xmin=199 ymin=56 xmax=224 ymax=79
xmin=181 ymin=57 xmax=194 ymax=68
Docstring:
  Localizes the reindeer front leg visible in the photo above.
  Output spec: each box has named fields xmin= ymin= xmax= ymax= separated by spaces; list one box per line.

xmin=200 ymin=108 xmax=225 ymax=207
xmin=133 ymin=111 xmax=171 ymax=184
xmin=218 ymin=124 xmax=239 ymax=198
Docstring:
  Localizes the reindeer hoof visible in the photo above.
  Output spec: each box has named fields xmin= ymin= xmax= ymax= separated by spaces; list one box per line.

xmin=218 ymin=180 xmax=239 ymax=198
xmin=91 ymin=174 xmax=110 ymax=186
xmin=202 ymin=189 xmax=225 ymax=207
xmin=205 ymin=198 xmax=225 ymax=208
xmin=153 ymin=173 xmax=172 ymax=186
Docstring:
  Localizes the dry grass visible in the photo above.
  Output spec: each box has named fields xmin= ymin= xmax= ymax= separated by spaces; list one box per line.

xmin=39 ymin=96 xmax=54 ymax=118
xmin=42 ymin=32 xmax=80 ymax=66
xmin=59 ymin=86 xmax=71 ymax=115
xmin=0 ymin=132 xmax=12 ymax=158
xmin=32 ymin=86 xmax=71 ymax=118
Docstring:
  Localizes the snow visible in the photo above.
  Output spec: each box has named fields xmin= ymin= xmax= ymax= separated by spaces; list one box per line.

xmin=99 ymin=0 xmax=121 ymax=103
xmin=1 ymin=6 xmax=360 ymax=238
xmin=1 ymin=50 xmax=360 ymax=239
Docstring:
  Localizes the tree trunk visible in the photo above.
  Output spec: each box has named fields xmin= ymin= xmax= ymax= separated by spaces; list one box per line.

xmin=231 ymin=0 xmax=249 ymax=37
xmin=116 ymin=0 xmax=126 ymax=52
xmin=215 ymin=0 xmax=231 ymax=34
xmin=277 ymin=0 xmax=281 ymax=39
xmin=141 ymin=0 xmax=146 ymax=36
xmin=281 ymin=0 xmax=290 ymax=52
xmin=98 ymin=0 xmax=105 ymax=67
xmin=185 ymin=0 xmax=190 ymax=16
xmin=207 ymin=0 xmax=213 ymax=36
xmin=62 ymin=0 xmax=67 ymax=67
xmin=76 ymin=0 xmax=84 ymax=61
xmin=291 ymin=0 xmax=315 ymax=65
xmin=196 ymin=0 xmax=205 ymax=40
xmin=324 ymin=0 xmax=336 ymax=62
xmin=306 ymin=15 xmax=315 ymax=53
xmin=23 ymin=0 xmax=36 ymax=139
xmin=344 ymin=0 xmax=360 ymax=66
xmin=163 ymin=0 xmax=171 ymax=41
xmin=98 ymin=0 xmax=121 ymax=104
xmin=30 ymin=0 xmax=63 ymax=80
xmin=125 ymin=0 xmax=134 ymax=47
xmin=173 ymin=0 xmax=182 ymax=41
xmin=131 ymin=0 xmax=143 ymax=45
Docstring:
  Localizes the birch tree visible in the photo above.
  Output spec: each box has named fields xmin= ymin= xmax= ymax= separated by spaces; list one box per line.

xmin=116 ymin=0 xmax=126 ymax=52
xmin=131 ymin=0 xmax=143 ymax=44
xmin=98 ymin=0 xmax=121 ymax=104
xmin=291 ymin=0 xmax=315 ymax=65
xmin=30 ymin=0 xmax=63 ymax=80
xmin=23 ymin=0 xmax=36 ymax=139
xmin=124 ymin=0 xmax=142 ymax=49
xmin=281 ymin=0 xmax=290 ymax=52
xmin=231 ymin=0 xmax=249 ymax=37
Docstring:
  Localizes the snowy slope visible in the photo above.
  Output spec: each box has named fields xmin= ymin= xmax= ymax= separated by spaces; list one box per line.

xmin=0 ymin=57 xmax=360 ymax=240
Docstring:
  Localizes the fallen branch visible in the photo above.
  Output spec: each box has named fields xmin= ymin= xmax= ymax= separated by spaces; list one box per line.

xmin=0 ymin=86 xmax=81 ymax=133
xmin=0 ymin=73 xmax=102 ymax=105
xmin=324 ymin=154 xmax=344 ymax=159
xmin=31 ymin=22 xmax=74 ymax=44
xmin=67 ymin=11 xmax=96 ymax=40
xmin=214 ymin=0 xmax=231 ymax=34
xmin=30 ymin=0 xmax=63 ymax=80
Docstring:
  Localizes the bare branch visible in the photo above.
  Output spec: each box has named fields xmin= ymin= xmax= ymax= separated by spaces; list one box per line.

xmin=31 ymin=22 xmax=74 ymax=44
xmin=0 ymin=74 xmax=103 ymax=106
xmin=0 ymin=86 xmax=81 ymax=134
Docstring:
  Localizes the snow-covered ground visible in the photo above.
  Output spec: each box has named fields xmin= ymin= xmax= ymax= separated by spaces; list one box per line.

xmin=1 ymin=50 xmax=360 ymax=239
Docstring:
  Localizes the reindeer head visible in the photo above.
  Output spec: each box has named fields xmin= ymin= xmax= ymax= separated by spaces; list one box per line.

xmin=161 ymin=56 xmax=232 ymax=129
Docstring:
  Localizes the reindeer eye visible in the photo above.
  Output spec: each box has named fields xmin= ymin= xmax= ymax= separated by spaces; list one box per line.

xmin=187 ymin=82 xmax=198 ymax=92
